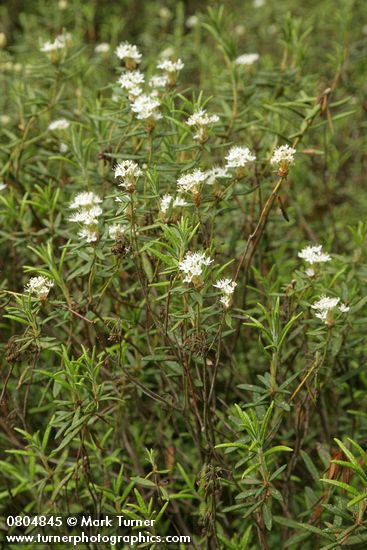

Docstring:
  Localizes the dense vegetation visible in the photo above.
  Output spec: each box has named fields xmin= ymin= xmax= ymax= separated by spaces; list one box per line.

xmin=1 ymin=0 xmax=367 ymax=548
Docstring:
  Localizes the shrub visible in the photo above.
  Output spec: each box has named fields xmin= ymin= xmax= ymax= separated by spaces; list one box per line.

xmin=1 ymin=1 xmax=367 ymax=547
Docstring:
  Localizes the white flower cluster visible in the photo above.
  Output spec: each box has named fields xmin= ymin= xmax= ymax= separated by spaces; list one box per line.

xmin=176 ymin=170 xmax=206 ymax=203
xmin=213 ymin=278 xmax=237 ymax=308
xmin=179 ymin=252 xmax=213 ymax=284
xmin=25 ymin=276 xmax=54 ymax=300
xmin=186 ymin=109 xmax=219 ymax=143
xmin=109 ymin=223 xmax=126 ymax=241
xmin=204 ymin=167 xmax=230 ymax=185
xmin=40 ymin=33 xmax=71 ymax=62
xmin=95 ymin=43 xmax=110 ymax=54
xmin=177 ymin=169 xmax=207 ymax=194
xmin=157 ymin=58 xmax=184 ymax=72
xmin=271 ymin=145 xmax=296 ymax=167
xmin=156 ymin=57 xmax=184 ymax=87
xmin=149 ymin=74 xmax=168 ymax=89
xmin=298 ymin=244 xmax=331 ymax=275
xmin=176 ymin=167 xmax=231 ymax=199
xmin=187 ymin=109 xmax=219 ymax=127
xmin=235 ymin=53 xmax=260 ymax=66
xmin=130 ymin=93 xmax=162 ymax=123
xmin=186 ymin=15 xmax=199 ymax=29
xmin=207 ymin=144 xmax=297 ymax=175
xmin=115 ymin=69 xmax=161 ymax=124
xmin=298 ymin=244 xmax=331 ymax=265
xmin=311 ymin=295 xmax=350 ymax=324
xmin=115 ymin=42 xmax=142 ymax=69
xmin=160 ymin=194 xmax=187 ymax=215
xmin=113 ymin=45 xmax=185 ymax=127
xmin=225 ymin=146 xmax=256 ymax=169
xmin=69 ymin=192 xmax=101 ymax=210
xmin=48 ymin=118 xmax=70 ymax=131
xmin=40 ymin=34 xmax=67 ymax=54
xmin=113 ymin=160 xmax=142 ymax=192
xmin=69 ymin=192 xmax=103 ymax=243
xmin=117 ymin=70 xmax=145 ymax=97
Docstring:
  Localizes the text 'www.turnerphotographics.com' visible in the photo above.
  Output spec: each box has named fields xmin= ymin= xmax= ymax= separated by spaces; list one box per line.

xmin=3 ymin=515 xmax=191 ymax=547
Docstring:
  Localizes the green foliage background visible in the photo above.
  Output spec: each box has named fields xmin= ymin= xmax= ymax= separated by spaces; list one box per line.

xmin=1 ymin=0 xmax=367 ymax=548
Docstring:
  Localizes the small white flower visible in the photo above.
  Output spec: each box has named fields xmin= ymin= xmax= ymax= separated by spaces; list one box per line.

xmin=187 ymin=109 xmax=219 ymax=127
xmin=214 ymin=278 xmax=237 ymax=307
xmin=219 ymin=295 xmax=230 ymax=307
xmin=271 ymin=145 xmax=296 ymax=166
xmin=69 ymin=192 xmax=102 ymax=210
xmin=114 ymin=160 xmax=142 ymax=191
xmin=173 ymin=195 xmax=188 ymax=208
xmin=115 ymin=42 xmax=142 ymax=66
xmin=234 ymin=25 xmax=246 ymax=37
xmin=59 ymin=32 xmax=72 ymax=46
xmin=109 ymin=223 xmax=126 ymax=241
xmin=177 ymin=169 xmax=207 ymax=193
xmin=157 ymin=58 xmax=184 ymax=86
xmin=298 ymin=245 xmax=331 ymax=265
xmin=41 ymin=33 xmax=71 ymax=55
xmin=160 ymin=194 xmax=173 ymax=214
xmin=159 ymin=7 xmax=172 ymax=20
xmin=0 ymin=115 xmax=10 ymax=125
xmin=0 ymin=182 xmax=7 ymax=191
xmin=48 ymin=118 xmax=70 ymax=131
xmin=79 ymin=228 xmax=98 ymax=243
xmin=186 ymin=15 xmax=199 ymax=28
xmin=186 ymin=109 xmax=219 ymax=142
xmin=59 ymin=142 xmax=68 ymax=153
xmin=235 ymin=53 xmax=260 ymax=66
xmin=69 ymin=192 xmax=102 ymax=243
xmin=149 ymin=74 xmax=168 ymax=89
xmin=95 ymin=43 xmax=110 ymax=54
xmin=157 ymin=58 xmax=184 ymax=72
xmin=160 ymin=46 xmax=175 ymax=59
xmin=25 ymin=276 xmax=54 ymax=299
xmin=69 ymin=207 xmax=102 ymax=225
xmin=312 ymin=296 xmax=340 ymax=311
xmin=117 ymin=70 xmax=145 ymax=96
xmin=213 ymin=278 xmax=237 ymax=294
xmin=311 ymin=295 xmax=347 ymax=324
xmin=205 ymin=166 xmax=231 ymax=185
xmin=130 ymin=93 xmax=161 ymax=122
xmin=179 ymin=251 xmax=213 ymax=284
xmin=40 ymin=37 xmax=65 ymax=53
xmin=160 ymin=194 xmax=188 ymax=215
xmin=305 ymin=267 xmax=315 ymax=278
xmin=225 ymin=146 xmax=256 ymax=169
xmin=114 ymin=160 xmax=142 ymax=179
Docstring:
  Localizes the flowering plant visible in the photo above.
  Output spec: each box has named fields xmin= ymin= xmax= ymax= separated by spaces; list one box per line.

xmin=0 ymin=2 xmax=365 ymax=548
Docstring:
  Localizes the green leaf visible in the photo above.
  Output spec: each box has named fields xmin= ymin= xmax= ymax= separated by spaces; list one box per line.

xmin=130 ymin=477 xmax=156 ymax=488
xmin=320 ymin=478 xmax=359 ymax=496
xmin=264 ymin=445 xmax=293 ymax=457
xmin=262 ymin=503 xmax=272 ymax=530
